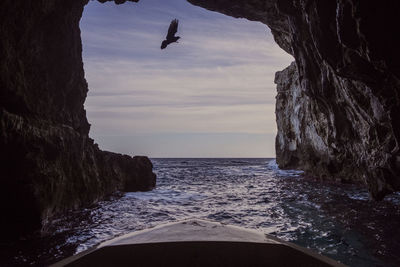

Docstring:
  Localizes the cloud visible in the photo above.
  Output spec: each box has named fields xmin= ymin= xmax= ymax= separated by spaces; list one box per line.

xmin=81 ymin=0 xmax=293 ymax=157
xmin=92 ymin=133 xmax=277 ymax=158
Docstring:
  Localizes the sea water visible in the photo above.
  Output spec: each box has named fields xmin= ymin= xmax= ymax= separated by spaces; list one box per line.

xmin=2 ymin=158 xmax=400 ymax=266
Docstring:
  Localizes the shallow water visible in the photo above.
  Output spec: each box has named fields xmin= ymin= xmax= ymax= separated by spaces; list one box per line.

xmin=1 ymin=158 xmax=400 ymax=266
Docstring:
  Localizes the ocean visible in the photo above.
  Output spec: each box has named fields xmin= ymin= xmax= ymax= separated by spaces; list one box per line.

xmin=2 ymin=158 xmax=400 ymax=266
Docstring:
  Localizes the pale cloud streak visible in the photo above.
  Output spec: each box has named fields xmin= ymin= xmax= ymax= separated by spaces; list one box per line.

xmin=81 ymin=0 xmax=293 ymax=157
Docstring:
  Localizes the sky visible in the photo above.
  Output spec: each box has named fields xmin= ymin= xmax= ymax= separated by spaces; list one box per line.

xmin=80 ymin=0 xmax=293 ymax=158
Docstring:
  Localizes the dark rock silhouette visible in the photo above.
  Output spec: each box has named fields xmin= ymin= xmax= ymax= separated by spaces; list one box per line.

xmin=1 ymin=0 xmax=400 ymax=240
xmin=161 ymin=19 xmax=180 ymax=49
xmin=0 ymin=0 xmax=155 ymax=241
xmin=189 ymin=0 xmax=400 ymax=201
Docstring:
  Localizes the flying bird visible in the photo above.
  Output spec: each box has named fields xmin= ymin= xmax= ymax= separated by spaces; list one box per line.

xmin=161 ymin=19 xmax=180 ymax=49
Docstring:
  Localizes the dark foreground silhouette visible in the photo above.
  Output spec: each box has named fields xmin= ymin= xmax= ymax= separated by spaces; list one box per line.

xmin=52 ymin=220 xmax=343 ymax=267
xmin=161 ymin=19 xmax=180 ymax=49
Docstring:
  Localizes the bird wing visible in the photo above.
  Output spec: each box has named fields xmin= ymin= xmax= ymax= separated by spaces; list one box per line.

xmin=166 ymin=19 xmax=179 ymax=39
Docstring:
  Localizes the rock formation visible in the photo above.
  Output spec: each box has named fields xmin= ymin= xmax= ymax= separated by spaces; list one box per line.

xmin=1 ymin=0 xmax=399 ymax=240
xmin=0 ymin=0 xmax=155 ymax=241
xmin=188 ymin=0 xmax=400 ymax=200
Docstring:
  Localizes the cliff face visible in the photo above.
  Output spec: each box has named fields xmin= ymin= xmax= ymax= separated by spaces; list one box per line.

xmin=0 ymin=0 xmax=155 ymax=240
xmin=1 ymin=0 xmax=399 ymax=240
xmin=189 ymin=0 xmax=400 ymax=200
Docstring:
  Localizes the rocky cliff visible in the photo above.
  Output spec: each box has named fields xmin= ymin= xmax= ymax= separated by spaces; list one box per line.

xmin=0 ymin=0 xmax=155 ymax=241
xmin=188 ymin=0 xmax=400 ymax=200
xmin=1 ymin=0 xmax=399 ymax=240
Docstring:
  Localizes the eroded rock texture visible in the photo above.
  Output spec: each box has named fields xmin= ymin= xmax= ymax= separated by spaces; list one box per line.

xmin=1 ymin=0 xmax=399 ymax=240
xmin=0 ymin=0 xmax=154 ymax=240
xmin=189 ymin=0 xmax=400 ymax=200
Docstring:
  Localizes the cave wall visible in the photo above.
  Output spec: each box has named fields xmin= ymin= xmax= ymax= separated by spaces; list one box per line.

xmin=0 ymin=0 xmax=155 ymax=240
xmin=1 ymin=0 xmax=399 ymax=240
xmin=189 ymin=0 xmax=400 ymax=200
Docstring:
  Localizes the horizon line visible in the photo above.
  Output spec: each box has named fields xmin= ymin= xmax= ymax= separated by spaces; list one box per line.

xmin=149 ymin=157 xmax=276 ymax=159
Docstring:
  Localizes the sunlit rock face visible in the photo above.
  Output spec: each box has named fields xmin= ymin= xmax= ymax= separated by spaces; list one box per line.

xmin=189 ymin=0 xmax=400 ymax=200
xmin=0 ymin=0 xmax=154 ymax=240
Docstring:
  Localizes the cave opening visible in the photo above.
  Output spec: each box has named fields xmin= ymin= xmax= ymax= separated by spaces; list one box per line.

xmin=80 ymin=0 xmax=293 ymax=158
xmin=3 ymin=1 xmax=400 ymax=266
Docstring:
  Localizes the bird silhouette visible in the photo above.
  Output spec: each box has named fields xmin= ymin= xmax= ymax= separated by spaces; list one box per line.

xmin=161 ymin=19 xmax=180 ymax=49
